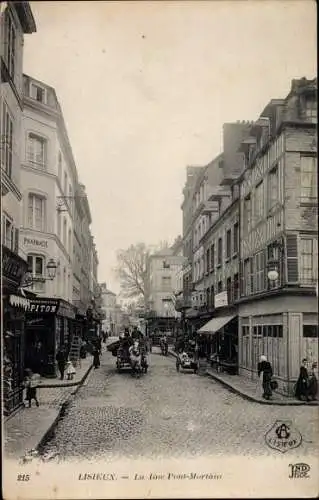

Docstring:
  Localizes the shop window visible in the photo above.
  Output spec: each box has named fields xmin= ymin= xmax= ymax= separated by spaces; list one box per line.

xmin=242 ymin=326 xmax=249 ymax=336
xmin=303 ymin=325 xmax=318 ymax=338
xmin=253 ymin=326 xmax=262 ymax=337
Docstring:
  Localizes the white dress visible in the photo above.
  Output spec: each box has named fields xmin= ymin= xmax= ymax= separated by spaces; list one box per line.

xmin=256 ymin=372 xmax=264 ymax=398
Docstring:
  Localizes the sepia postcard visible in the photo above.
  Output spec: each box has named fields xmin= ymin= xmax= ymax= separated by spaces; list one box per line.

xmin=1 ymin=1 xmax=318 ymax=499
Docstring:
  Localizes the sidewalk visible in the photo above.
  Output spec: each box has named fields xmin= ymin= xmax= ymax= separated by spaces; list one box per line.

xmin=168 ymin=350 xmax=319 ymax=406
xmin=4 ymin=355 xmax=93 ymax=459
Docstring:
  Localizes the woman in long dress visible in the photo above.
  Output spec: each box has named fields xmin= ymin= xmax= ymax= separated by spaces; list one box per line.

xmin=257 ymin=355 xmax=273 ymax=400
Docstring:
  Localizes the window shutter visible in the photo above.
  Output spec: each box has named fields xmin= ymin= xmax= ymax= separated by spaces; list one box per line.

xmin=14 ymin=228 xmax=19 ymax=253
xmin=286 ymin=234 xmax=299 ymax=283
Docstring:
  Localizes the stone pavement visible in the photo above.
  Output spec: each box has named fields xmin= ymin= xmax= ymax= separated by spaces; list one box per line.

xmin=168 ymin=350 xmax=319 ymax=406
xmin=38 ymin=350 xmax=318 ymax=461
xmin=4 ymin=355 xmax=94 ymax=459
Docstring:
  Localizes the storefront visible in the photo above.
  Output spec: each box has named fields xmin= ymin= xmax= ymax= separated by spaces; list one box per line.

xmin=197 ymin=292 xmax=239 ymax=365
xmin=238 ymin=293 xmax=318 ymax=396
xmin=2 ymin=245 xmax=30 ymax=415
xmin=24 ymin=298 xmax=76 ymax=378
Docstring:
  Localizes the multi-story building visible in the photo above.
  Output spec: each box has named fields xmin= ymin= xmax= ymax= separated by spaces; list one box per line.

xmin=145 ymin=241 xmax=185 ymax=335
xmin=237 ymin=77 xmax=318 ymax=395
xmin=79 ymin=183 xmax=92 ymax=313
xmin=100 ymin=282 xmax=118 ymax=334
xmin=20 ymin=74 xmax=79 ymax=376
xmin=1 ymin=2 xmax=36 ymax=414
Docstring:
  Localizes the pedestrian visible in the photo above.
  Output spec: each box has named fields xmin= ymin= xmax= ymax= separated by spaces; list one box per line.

xmin=24 ymin=369 xmax=40 ymax=407
xmin=93 ymin=347 xmax=100 ymax=369
xmin=308 ymin=362 xmax=318 ymax=401
xmin=65 ymin=360 xmax=76 ymax=380
xmin=56 ymin=345 xmax=67 ymax=380
xmin=257 ymin=355 xmax=273 ymax=400
xmin=295 ymin=358 xmax=310 ymax=401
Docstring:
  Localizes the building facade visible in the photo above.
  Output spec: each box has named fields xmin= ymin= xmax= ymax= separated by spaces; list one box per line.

xmin=237 ymin=77 xmax=318 ymax=395
xmin=19 ymin=74 xmax=80 ymax=376
xmin=100 ymin=282 xmax=118 ymax=334
xmin=1 ymin=2 xmax=37 ymax=415
xmin=145 ymin=242 xmax=185 ymax=335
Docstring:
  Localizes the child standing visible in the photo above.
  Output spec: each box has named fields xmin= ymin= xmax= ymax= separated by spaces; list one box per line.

xmin=24 ymin=369 xmax=40 ymax=407
xmin=65 ymin=360 xmax=76 ymax=380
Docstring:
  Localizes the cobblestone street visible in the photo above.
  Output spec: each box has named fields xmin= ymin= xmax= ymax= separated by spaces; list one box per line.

xmin=38 ymin=349 xmax=318 ymax=462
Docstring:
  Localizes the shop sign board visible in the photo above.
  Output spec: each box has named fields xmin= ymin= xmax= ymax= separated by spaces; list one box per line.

xmin=2 ymin=245 xmax=28 ymax=284
xmin=23 ymin=237 xmax=48 ymax=248
xmin=214 ymin=291 xmax=228 ymax=309
xmin=27 ymin=299 xmax=60 ymax=314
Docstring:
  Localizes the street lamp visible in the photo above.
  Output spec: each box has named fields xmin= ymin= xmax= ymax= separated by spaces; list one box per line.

xmin=46 ymin=258 xmax=58 ymax=280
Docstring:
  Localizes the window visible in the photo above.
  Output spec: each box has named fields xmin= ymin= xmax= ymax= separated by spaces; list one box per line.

xmin=163 ymin=261 xmax=170 ymax=269
xmin=161 ymin=276 xmax=171 ymax=291
xmin=243 ymin=195 xmax=252 ymax=235
xmin=210 ymin=244 xmax=215 ymax=270
xmin=268 ymin=167 xmax=278 ymax=211
xmin=63 ymin=218 xmax=67 ymax=247
xmin=206 ymin=288 xmax=210 ymax=307
xmin=300 ymin=156 xmax=317 ymax=201
xmin=267 ymin=243 xmax=281 ymax=289
xmin=68 ymin=229 xmax=72 ymax=255
xmin=226 ymin=277 xmax=232 ymax=304
xmin=217 ymin=281 xmax=223 ymax=293
xmin=0 ymin=101 xmax=13 ymax=177
xmin=226 ymin=229 xmax=231 ymax=260
xmin=300 ymin=237 xmax=318 ymax=285
xmin=217 ymin=238 xmax=223 ymax=266
xmin=233 ymin=223 xmax=239 ymax=255
xmin=263 ymin=325 xmax=283 ymax=338
xmin=233 ymin=273 xmax=239 ymax=301
xmin=27 ymin=133 xmax=46 ymax=169
xmin=58 ymin=151 xmax=62 ymax=181
xmin=27 ymin=194 xmax=45 ymax=231
xmin=305 ymin=97 xmax=317 ymax=122
xmin=27 ymin=255 xmax=45 ymax=292
xmin=2 ymin=214 xmax=14 ymax=250
xmin=210 ymin=286 xmax=214 ymax=308
xmin=30 ymin=83 xmax=46 ymax=103
xmin=3 ymin=9 xmax=16 ymax=79
xmin=303 ymin=325 xmax=318 ymax=338
xmin=243 ymin=259 xmax=250 ymax=296
xmin=255 ymin=251 xmax=265 ymax=292
xmin=206 ymin=248 xmax=210 ymax=273
xmin=254 ymin=181 xmax=264 ymax=220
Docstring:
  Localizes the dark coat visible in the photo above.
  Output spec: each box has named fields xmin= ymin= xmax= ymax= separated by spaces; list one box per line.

xmin=295 ymin=366 xmax=309 ymax=399
xmin=258 ymin=361 xmax=273 ymax=382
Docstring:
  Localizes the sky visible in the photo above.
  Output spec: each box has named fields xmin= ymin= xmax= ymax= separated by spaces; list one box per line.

xmin=23 ymin=0 xmax=316 ymax=294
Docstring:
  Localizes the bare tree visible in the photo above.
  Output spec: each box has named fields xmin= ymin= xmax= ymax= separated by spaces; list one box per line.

xmin=114 ymin=243 xmax=150 ymax=304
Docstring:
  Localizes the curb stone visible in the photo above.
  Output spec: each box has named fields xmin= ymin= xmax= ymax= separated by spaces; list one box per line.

xmin=168 ymin=350 xmax=318 ymax=407
xmin=34 ymin=363 xmax=94 ymax=455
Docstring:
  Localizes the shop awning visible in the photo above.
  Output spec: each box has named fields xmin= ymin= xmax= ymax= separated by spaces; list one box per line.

xmin=197 ymin=315 xmax=236 ymax=334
